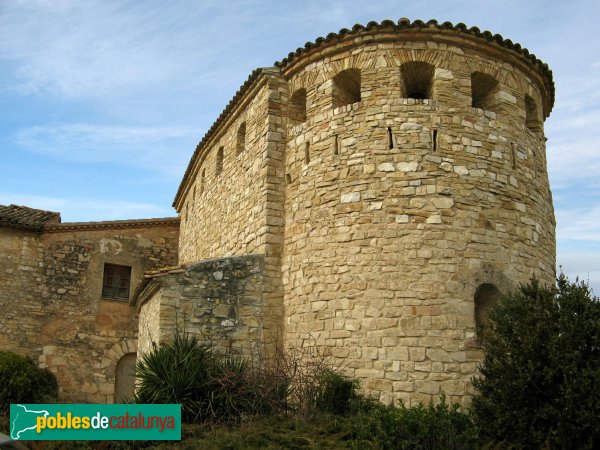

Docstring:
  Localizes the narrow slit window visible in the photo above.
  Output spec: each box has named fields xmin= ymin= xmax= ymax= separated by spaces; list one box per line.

xmin=236 ymin=122 xmax=246 ymax=155
xmin=304 ymin=142 xmax=310 ymax=164
xmin=387 ymin=127 xmax=394 ymax=149
xmin=201 ymin=168 xmax=206 ymax=193
xmin=511 ymin=143 xmax=517 ymax=169
xmin=216 ymin=146 xmax=224 ymax=176
xmin=286 ymin=173 xmax=292 ymax=185
xmin=432 ymin=129 xmax=438 ymax=152
xmin=334 ymin=135 xmax=340 ymax=155
xmin=102 ymin=263 xmax=132 ymax=300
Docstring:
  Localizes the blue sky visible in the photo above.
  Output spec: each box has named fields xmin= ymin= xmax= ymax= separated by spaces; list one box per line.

xmin=1 ymin=0 xmax=598 ymax=291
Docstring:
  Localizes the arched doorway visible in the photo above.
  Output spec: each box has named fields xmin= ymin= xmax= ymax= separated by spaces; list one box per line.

xmin=114 ymin=352 xmax=137 ymax=403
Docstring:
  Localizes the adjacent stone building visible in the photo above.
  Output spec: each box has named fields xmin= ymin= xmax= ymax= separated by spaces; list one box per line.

xmin=2 ymin=19 xmax=556 ymax=407
xmin=0 ymin=204 xmax=179 ymax=402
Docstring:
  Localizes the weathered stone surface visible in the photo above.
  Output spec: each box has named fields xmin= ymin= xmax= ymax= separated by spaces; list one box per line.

xmin=2 ymin=21 xmax=556 ymax=408
xmin=136 ymin=255 xmax=265 ymax=359
xmin=0 ymin=221 xmax=178 ymax=403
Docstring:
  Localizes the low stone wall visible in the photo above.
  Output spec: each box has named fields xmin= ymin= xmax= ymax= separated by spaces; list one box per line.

xmin=135 ymin=254 xmax=266 ymax=359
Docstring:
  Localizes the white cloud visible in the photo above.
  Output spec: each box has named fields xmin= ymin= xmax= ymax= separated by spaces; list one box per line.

xmin=556 ymin=251 xmax=600 ymax=296
xmin=15 ymin=123 xmax=195 ymax=177
xmin=0 ymin=0 xmax=262 ymax=101
xmin=556 ymin=205 xmax=600 ymax=243
xmin=0 ymin=192 xmax=173 ymax=222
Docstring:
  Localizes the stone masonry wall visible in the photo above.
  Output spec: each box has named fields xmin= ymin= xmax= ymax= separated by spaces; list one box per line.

xmin=178 ymin=70 xmax=286 ymax=354
xmin=170 ymin=22 xmax=555 ymax=406
xmin=136 ymin=254 xmax=265 ymax=360
xmin=0 ymin=221 xmax=179 ymax=402
xmin=281 ymin=37 xmax=554 ymax=407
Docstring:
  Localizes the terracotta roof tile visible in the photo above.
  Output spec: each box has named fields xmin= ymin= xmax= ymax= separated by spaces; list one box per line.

xmin=172 ymin=18 xmax=555 ymax=211
xmin=0 ymin=204 xmax=61 ymax=231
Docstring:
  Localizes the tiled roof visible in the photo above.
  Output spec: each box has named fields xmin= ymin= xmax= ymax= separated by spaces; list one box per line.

xmin=172 ymin=18 xmax=555 ymax=211
xmin=0 ymin=204 xmax=61 ymax=231
xmin=131 ymin=265 xmax=187 ymax=309
xmin=275 ymin=18 xmax=555 ymax=112
xmin=173 ymin=68 xmax=267 ymax=208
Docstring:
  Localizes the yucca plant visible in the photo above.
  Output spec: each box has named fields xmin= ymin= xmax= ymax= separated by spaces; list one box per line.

xmin=134 ymin=334 xmax=215 ymax=422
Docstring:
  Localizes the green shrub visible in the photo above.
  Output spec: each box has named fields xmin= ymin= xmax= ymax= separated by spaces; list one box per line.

xmin=134 ymin=334 xmax=289 ymax=424
xmin=315 ymin=369 xmax=359 ymax=415
xmin=352 ymin=397 xmax=477 ymax=450
xmin=472 ymin=275 xmax=600 ymax=448
xmin=134 ymin=334 xmax=214 ymax=422
xmin=0 ymin=351 xmax=58 ymax=412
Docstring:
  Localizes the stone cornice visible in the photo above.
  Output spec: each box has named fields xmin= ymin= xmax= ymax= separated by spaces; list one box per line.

xmin=275 ymin=18 xmax=554 ymax=116
xmin=43 ymin=217 xmax=180 ymax=233
xmin=171 ymin=18 xmax=554 ymax=212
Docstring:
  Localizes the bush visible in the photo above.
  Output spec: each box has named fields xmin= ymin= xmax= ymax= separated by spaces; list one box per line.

xmin=0 ymin=351 xmax=58 ymax=412
xmin=134 ymin=334 xmax=216 ymax=422
xmin=134 ymin=334 xmax=289 ymax=424
xmin=315 ymin=369 xmax=360 ymax=416
xmin=352 ymin=397 xmax=477 ymax=450
xmin=472 ymin=275 xmax=600 ymax=448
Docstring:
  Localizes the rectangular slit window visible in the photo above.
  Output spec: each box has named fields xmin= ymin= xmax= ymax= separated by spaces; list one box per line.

xmin=432 ymin=129 xmax=438 ymax=152
xmin=102 ymin=263 xmax=132 ymax=300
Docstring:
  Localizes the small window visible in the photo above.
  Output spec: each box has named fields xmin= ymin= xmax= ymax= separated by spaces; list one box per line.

xmin=525 ymin=95 xmax=541 ymax=133
xmin=471 ymin=72 xmax=499 ymax=111
xmin=237 ymin=122 xmax=246 ymax=155
xmin=216 ymin=146 xmax=224 ymax=176
xmin=474 ymin=283 xmax=501 ymax=339
xmin=400 ymin=61 xmax=434 ymax=99
xmin=102 ymin=263 xmax=131 ymax=300
xmin=332 ymin=69 xmax=361 ymax=108
xmin=201 ymin=168 xmax=206 ymax=193
xmin=289 ymin=88 xmax=307 ymax=126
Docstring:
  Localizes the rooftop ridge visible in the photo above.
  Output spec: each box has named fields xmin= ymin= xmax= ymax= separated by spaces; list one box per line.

xmin=43 ymin=217 xmax=180 ymax=233
xmin=0 ymin=204 xmax=61 ymax=231
xmin=275 ymin=18 xmax=554 ymax=112
xmin=172 ymin=18 xmax=555 ymax=210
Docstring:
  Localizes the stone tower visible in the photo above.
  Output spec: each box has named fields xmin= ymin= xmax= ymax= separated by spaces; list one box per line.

xmin=153 ymin=19 xmax=555 ymax=406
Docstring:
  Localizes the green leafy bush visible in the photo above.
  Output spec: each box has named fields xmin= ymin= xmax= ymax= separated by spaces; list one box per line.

xmin=134 ymin=334 xmax=289 ymax=424
xmin=0 ymin=351 xmax=58 ymax=412
xmin=352 ymin=397 xmax=477 ymax=450
xmin=472 ymin=275 xmax=600 ymax=448
xmin=134 ymin=334 xmax=214 ymax=421
xmin=315 ymin=369 xmax=359 ymax=415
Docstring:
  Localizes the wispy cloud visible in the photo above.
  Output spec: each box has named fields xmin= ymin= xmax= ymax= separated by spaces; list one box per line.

xmin=0 ymin=192 xmax=172 ymax=222
xmin=0 ymin=0 xmax=264 ymax=101
xmin=556 ymin=251 xmax=600 ymax=296
xmin=15 ymin=123 xmax=195 ymax=177
xmin=556 ymin=205 xmax=600 ymax=243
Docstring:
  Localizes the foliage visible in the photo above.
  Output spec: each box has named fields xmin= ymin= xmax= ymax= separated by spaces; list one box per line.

xmin=134 ymin=334 xmax=288 ymax=424
xmin=351 ymin=397 xmax=477 ymax=450
xmin=134 ymin=334 xmax=214 ymax=422
xmin=0 ymin=351 xmax=58 ymax=412
xmin=472 ymin=275 xmax=600 ymax=449
xmin=314 ymin=369 xmax=360 ymax=416
xmin=133 ymin=334 xmax=477 ymax=448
